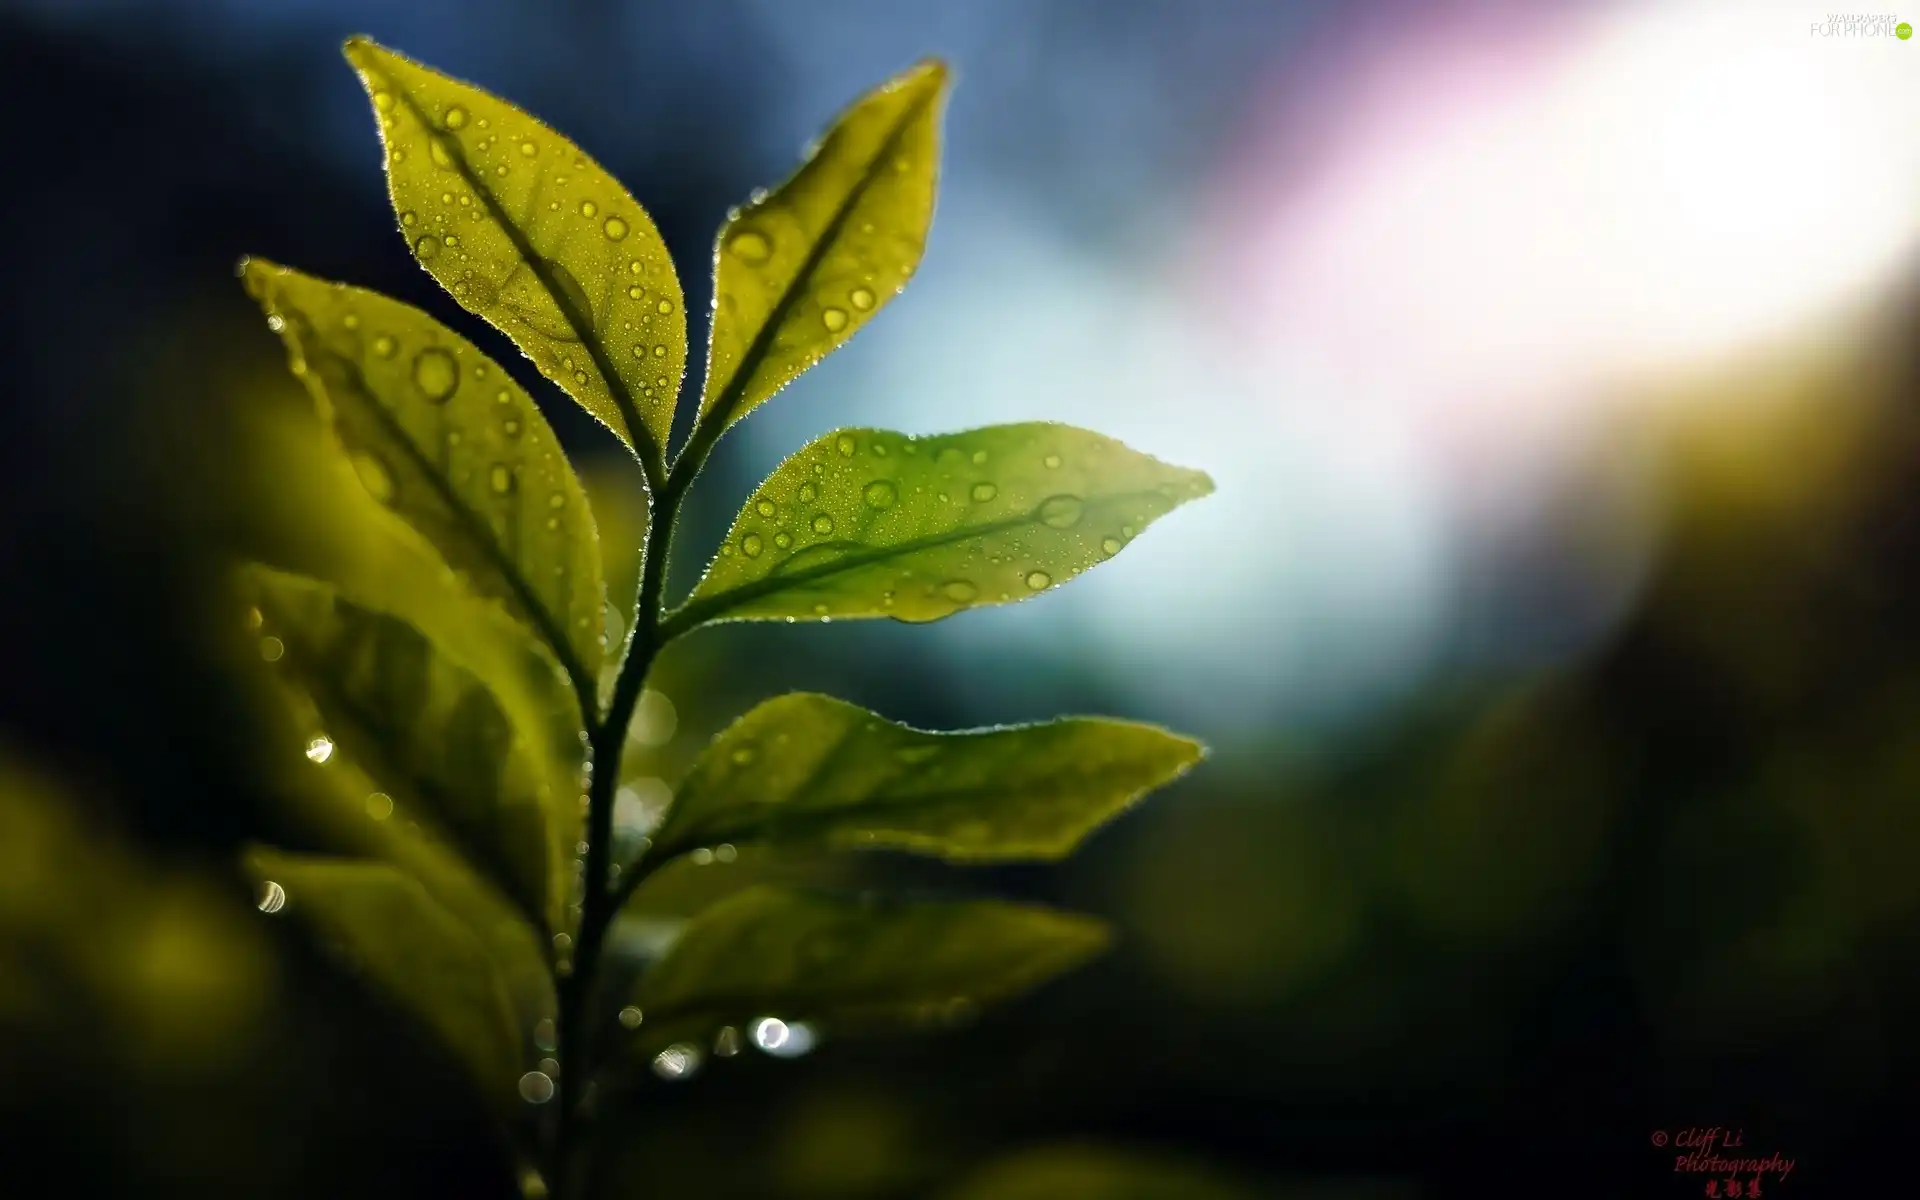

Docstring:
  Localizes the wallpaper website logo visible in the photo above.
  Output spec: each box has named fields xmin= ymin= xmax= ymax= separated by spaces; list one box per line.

xmin=1809 ymin=13 xmax=1911 ymax=36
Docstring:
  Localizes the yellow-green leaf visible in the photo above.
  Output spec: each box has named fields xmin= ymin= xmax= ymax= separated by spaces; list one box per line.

xmin=634 ymin=886 xmax=1108 ymax=1044
xmin=245 ymin=849 xmax=531 ymax=1117
xmin=671 ymin=424 xmax=1212 ymax=630
xmin=343 ymin=37 xmax=684 ymax=466
xmin=650 ymin=693 xmax=1203 ymax=863
xmin=697 ymin=60 xmax=947 ymax=440
xmin=243 ymin=258 xmax=607 ymax=701
xmin=244 ymin=566 xmax=578 ymax=938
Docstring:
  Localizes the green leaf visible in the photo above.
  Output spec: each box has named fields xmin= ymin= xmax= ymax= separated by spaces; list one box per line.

xmin=243 ymin=258 xmax=607 ymax=701
xmin=697 ymin=60 xmax=947 ymax=442
xmin=634 ymin=886 xmax=1108 ymax=1041
xmin=250 ymin=660 xmax=556 ymax=1026
xmin=343 ymin=37 xmax=684 ymax=467
xmin=244 ymin=566 xmax=579 ymax=938
xmin=649 ymin=693 xmax=1203 ymax=863
xmin=672 ymin=424 xmax=1212 ymax=630
xmin=245 ymin=849 xmax=532 ymax=1117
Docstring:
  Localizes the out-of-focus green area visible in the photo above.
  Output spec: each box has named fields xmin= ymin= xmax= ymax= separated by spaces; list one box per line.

xmin=2 ymin=3 xmax=1918 ymax=1197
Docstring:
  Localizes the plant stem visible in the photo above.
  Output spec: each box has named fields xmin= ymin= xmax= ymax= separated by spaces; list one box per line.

xmin=548 ymin=421 xmax=717 ymax=1199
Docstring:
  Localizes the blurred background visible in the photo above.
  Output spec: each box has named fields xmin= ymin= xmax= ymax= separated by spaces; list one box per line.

xmin=3 ymin=0 xmax=1918 ymax=1195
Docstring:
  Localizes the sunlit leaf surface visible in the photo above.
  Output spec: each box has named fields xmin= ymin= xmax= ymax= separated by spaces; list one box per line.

xmin=677 ymin=424 xmax=1211 ymax=628
xmin=650 ymin=692 xmax=1203 ymax=863
xmin=698 ymin=60 xmax=946 ymax=439
xmin=245 ymin=849 xmax=530 ymax=1115
xmin=244 ymin=259 xmax=606 ymax=696
xmin=345 ymin=37 xmax=684 ymax=465
xmin=245 ymin=566 xmax=578 ymax=937
xmin=633 ymin=886 xmax=1108 ymax=1042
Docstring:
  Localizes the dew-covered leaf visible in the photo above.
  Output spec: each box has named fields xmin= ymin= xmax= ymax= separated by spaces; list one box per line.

xmin=673 ymin=424 xmax=1212 ymax=629
xmin=244 ymin=258 xmax=606 ymax=700
xmin=633 ymin=886 xmax=1108 ymax=1045
xmin=245 ymin=849 xmax=531 ymax=1117
xmin=650 ymin=693 xmax=1203 ymax=864
xmin=243 ymin=566 xmax=579 ymax=938
xmin=697 ymin=60 xmax=946 ymax=441
xmin=698 ymin=60 xmax=952 ymax=445
xmin=344 ymin=37 xmax=684 ymax=466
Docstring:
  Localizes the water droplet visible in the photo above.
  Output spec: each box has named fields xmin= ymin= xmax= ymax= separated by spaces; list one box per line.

xmin=737 ymin=532 xmax=766 ymax=559
xmin=750 ymin=1017 xmax=789 ymax=1051
xmin=399 ymin=210 xmax=417 ymax=227
xmin=656 ymin=298 xmax=674 ymax=315
xmin=628 ymin=286 xmax=645 ymax=300
xmin=414 ymin=235 xmax=440 ymax=260
xmin=305 ymin=735 xmax=335 ymax=764
xmin=1037 ymin=494 xmax=1083 ymax=528
xmin=351 ymin=453 xmax=395 ymax=503
xmin=730 ymin=745 xmax=757 ymax=767
xmin=715 ymin=843 xmax=738 ymax=862
xmin=519 ymin=139 xmax=538 ymax=157
xmin=836 ymin=434 xmax=857 ymax=457
xmin=811 ymin=514 xmax=835 ymax=535
xmin=578 ymin=200 xmax=598 ymax=219
xmin=941 ymin=580 xmax=979 ymax=603
xmin=618 ymin=1005 xmax=644 ymax=1029
xmin=1043 ymin=453 xmax=1063 ymax=469
xmin=728 ymin=229 xmax=771 ymax=263
xmin=863 ymin=480 xmax=897 ymax=510
xmin=755 ymin=499 xmax=777 ymax=518
xmin=652 ymin=1044 xmax=702 ymax=1080
xmin=502 ymin=418 xmax=521 ymax=438
xmin=428 ymin=134 xmax=458 ymax=168
xmin=797 ymin=483 xmax=818 ymax=504
xmin=495 ymin=163 xmax=509 ymax=176
xmin=443 ymin=105 xmax=468 ymax=129
xmin=871 ymin=440 xmax=890 ymax=457
xmin=372 ymin=91 xmax=394 ymax=112
xmin=970 ymin=482 xmax=998 ymax=503
xmin=850 ymin=286 xmax=876 ymax=311
xmin=264 ymin=313 xmax=286 ymax=334
xmin=257 ymin=880 xmax=286 ymax=913
xmin=533 ymin=1017 xmax=557 ymax=1051
xmin=366 ymin=792 xmax=393 ymax=820
xmin=412 ymin=347 xmax=459 ymax=402
xmin=821 ymin=307 xmax=848 ymax=332
xmin=490 ymin=464 xmax=514 ymax=494
xmin=1025 ymin=570 xmax=1052 ymax=590
xmin=773 ymin=532 xmax=792 ymax=549
xmin=713 ymin=1026 xmax=742 ymax=1057
xmin=443 ymin=233 xmax=460 ymax=247
xmin=260 ymin=636 xmax=285 ymax=662
xmin=1101 ymin=536 xmax=1123 ymax=556
xmin=519 ymin=1071 xmax=555 ymax=1104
